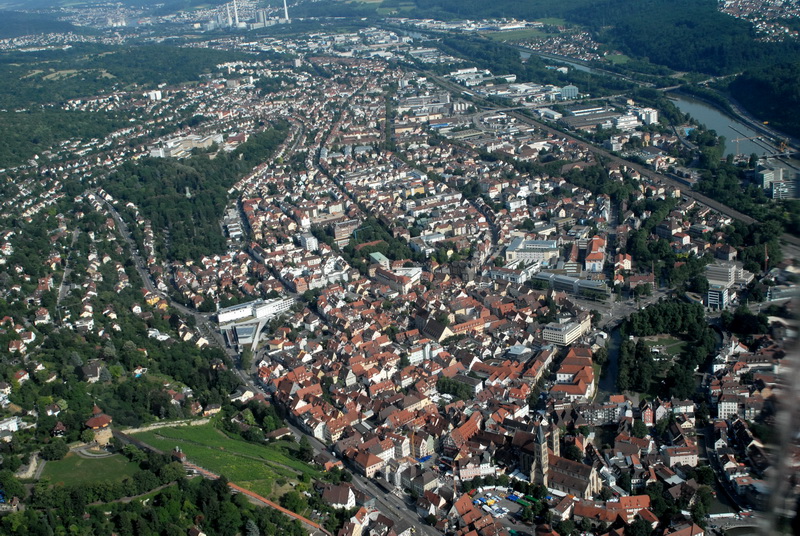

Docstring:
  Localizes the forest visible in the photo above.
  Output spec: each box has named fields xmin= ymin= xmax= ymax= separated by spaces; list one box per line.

xmin=105 ymin=123 xmax=289 ymax=261
xmin=0 ymin=45 xmax=247 ymax=110
xmin=729 ymin=61 xmax=800 ymax=139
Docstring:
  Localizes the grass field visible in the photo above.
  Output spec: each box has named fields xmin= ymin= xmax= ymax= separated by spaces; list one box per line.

xmin=536 ymin=18 xmax=568 ymax=26
xmin=644 ymin=335 xmax=688 ymax=358
xmin=40 ymin=453 xmax=139 ymax=486
xmin=131 ymin=424 xmax=321 ymax=499
xmin=605 ymin=54 xmax=631 ymax=65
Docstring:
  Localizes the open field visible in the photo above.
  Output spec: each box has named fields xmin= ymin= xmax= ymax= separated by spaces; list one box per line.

xmin=39 ymin=453 xmax=139 ymax=486
xmin=131 ymin=424 xmax=321 ymax=499
xmin=605 ymin=54 xmax=631 ymax=65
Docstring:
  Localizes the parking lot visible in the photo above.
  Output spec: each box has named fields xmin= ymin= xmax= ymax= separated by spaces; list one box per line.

xmin=470 ymin=489 xmax=530 ymax=526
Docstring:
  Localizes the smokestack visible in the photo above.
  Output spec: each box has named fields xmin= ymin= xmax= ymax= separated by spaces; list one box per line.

xmin=233 ymin=0 xmax=240 ymax=26
xmin=283 ymin=0 xmax=290 ymax=22
xmin=226 ymin=4 xmax=232 ymax=27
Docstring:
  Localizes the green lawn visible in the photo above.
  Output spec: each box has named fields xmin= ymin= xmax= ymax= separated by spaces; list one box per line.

xmin=40 ymin=453 xmax=139 ymax=486
xmin=644 ymin=335 xmax=688 ymax=357
xmin=606 ymin=54 xmax=631 ymax=65
xmin=131 ymin=424 xmax=321 ymax=500
xmin=536 ymin=18 xmax=568 ymax=26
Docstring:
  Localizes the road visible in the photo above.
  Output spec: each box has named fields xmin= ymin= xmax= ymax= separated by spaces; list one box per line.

xmin=56 ymin=229 xmax=80 ymax=308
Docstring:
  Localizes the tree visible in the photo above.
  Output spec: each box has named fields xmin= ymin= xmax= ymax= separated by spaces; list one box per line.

xmin=618 ymin=472 xmax=632 ymax=493
xmin=557 ymin=519 xmax=576 ymax=536
xmin=246 ymin=519 xmax=261 ymax=536
xmin=594 ymin=346 xmax=608 ymax=366
xmin=279 ymin=490 xmax=307 ymax=513
xmin=80 ymin=429 xmax=95 ymax=443
xmin=632 ymin=419 xmax=649 ymax=439
xmin=41 ymin=439 xmax=69 ymax=461
xmin=425 ymin=514 xmax=437 ymax=525
xmin=240 ymin=348 xmax=253 ymax=371
xmin=626 ymin=518 xmax=653 ymax=536
xmin=563 ymin=444 xmax=583 ymax=462
xmin=297 ymin=436 xmax=314 ymax=462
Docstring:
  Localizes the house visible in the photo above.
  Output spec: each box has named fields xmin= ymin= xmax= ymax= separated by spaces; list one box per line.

xmin=13 ymin=370 xmax=29 ymax=384
xmin=353 ymin=451 xmax=384 ymax=478
xmin=321 ymin=484 xmax=356 ymax=509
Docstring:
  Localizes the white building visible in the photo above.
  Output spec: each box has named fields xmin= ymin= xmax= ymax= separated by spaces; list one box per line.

xmin=217 ymin=296 xmax=295 ymax=325
xmin=542 ymin=314 xmax=591 ymax=346
xmin=505 ymin=237 xmax=560 ymax=265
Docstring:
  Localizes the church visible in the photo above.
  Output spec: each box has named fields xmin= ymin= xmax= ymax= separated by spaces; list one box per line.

xmin=515 ymin=419 xmax=602 ymax=499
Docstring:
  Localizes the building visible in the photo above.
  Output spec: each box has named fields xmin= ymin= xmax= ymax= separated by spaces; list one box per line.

xmin=706 ymin=284 xmax=729 ymax=310
xmin=542 ymin=313 xmax=591 ymax=346
xmin=705 ymin=262 xmax=754 ymax=309
xmin=560 ymin=85 xmax=579 ymax=100
xmin=505 ymin=237 xmax=560 ymax=265
xmin=217 ymin=296 xmax=295 ymax=324
xmin=771 ymin=179 xmax=797 ymax=199
xmin=527 ymin=423 xmax=602 ymax=499
xmin=299 ymin=233 xmax=319 ymax=252
xmin=321 ymin=484 xmax=356 ymax=509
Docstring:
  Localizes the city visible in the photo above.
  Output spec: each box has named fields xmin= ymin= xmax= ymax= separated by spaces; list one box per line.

xmin=0 ymin=2 xmax=797 ymax=536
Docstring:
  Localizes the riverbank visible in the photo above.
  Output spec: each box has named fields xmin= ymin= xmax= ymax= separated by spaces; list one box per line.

xmin=668 ymin=88 xmax=796 ymax=155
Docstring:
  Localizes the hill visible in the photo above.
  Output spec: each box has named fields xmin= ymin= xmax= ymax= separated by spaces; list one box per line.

xmin=0 ymin=10 xmax=76 ymax=37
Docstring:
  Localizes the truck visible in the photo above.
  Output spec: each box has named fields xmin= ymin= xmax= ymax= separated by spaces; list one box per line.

xmin=707 ymin=513 xmax=736 ymax=519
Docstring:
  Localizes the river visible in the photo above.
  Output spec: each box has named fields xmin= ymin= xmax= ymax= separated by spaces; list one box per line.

xmin=668 ymin=93 xmax=773 ymax=157
xmin=598 ymin=327 xmax=621 ymax=397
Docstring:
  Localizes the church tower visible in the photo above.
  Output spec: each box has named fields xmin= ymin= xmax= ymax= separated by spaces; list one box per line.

xmin=530 ymin=423 xmax=549 ymax=487
xmin=548 ymin=422 xmax=560 ymax=458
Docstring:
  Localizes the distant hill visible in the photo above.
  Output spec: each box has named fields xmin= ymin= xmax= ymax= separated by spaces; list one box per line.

xmin=0 ymin=10 xmax=76 ymax=38
xmin=729 ymin=61 xmax=800 ymax=139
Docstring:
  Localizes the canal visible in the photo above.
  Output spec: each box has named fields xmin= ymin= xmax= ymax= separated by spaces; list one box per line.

xmin=668 ymin=93 xmax=774 ymax=157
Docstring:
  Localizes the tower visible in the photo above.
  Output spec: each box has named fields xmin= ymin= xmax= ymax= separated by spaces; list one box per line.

xmin=530 ymin=423 xmax=549 ymax=487
xmin=226 ymin=4 xmax=232 ymax=27
xmin=548 ymin=422 xmax=560 ymax=458
xmin=233 ymin=0 xmax=240 ymax=26
xmin=283 ymin=0 xmax=290 ymax=22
